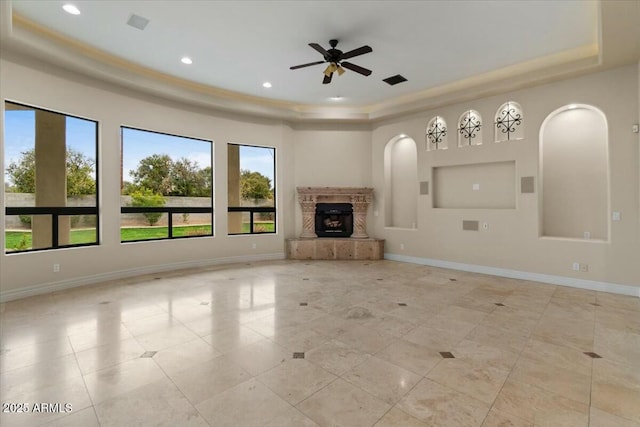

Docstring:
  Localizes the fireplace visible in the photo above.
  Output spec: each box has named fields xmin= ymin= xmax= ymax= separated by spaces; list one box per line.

xmin=288 ymin=187 xmax=384 ymax=260
xmin=315 ymin=203 xmax=353 ymax=237
xmin=296 ymin=187 xmax=373 ymax=239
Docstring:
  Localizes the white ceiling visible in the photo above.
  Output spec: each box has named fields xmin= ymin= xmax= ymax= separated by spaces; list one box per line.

xmin=9 ymin=0 xmax=599 ymax=108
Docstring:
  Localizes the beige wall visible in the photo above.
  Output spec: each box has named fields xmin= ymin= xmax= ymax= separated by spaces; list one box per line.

xmin=288 ymin=124 xmax=372 ymax=237
xmin=372 ymin=64 xmax=639 ymax=288
xmin=1 ymin=56 xmax=639 ymax=299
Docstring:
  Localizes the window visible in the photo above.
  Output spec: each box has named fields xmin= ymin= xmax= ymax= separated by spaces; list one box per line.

xmin=458 ymin=110 xmax=482 ymax=147
xmin=4 ymin=101 xmax=99 ymax=253
xmin=426 ymin=116 xmax=448 ymax=151
xmin=227 ymin=144 xmax=275 ymax=234
xmin=120 ymin=127 xmax=213 ymax=242
xmin=495 ymin=101 xmax=524 ymax=142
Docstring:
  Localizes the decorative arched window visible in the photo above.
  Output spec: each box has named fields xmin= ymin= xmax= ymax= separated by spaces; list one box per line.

xmin=458 ymin=110 xmax=482 ymax=147
xmin=426 ymin=116 xmax=448 ymax=151
xmin=494 ymin=101 xmax=524 ymax=142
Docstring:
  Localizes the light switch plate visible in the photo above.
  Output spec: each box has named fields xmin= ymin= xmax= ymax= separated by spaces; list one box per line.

xmin=612 ymin=211 xmax=621 ymax=221
xmin=472 ymin=183 xmax=480 ymax=191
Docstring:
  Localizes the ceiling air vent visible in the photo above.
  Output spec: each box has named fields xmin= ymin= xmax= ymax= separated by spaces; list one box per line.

xmin=383 ymin=74 xmax=407 ymax=86
xmin=127 ymin=14 xmax=150 ymax=31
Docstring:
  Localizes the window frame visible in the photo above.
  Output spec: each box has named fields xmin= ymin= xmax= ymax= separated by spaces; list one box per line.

xmin=227 ymin=142 xmax=276 ymax=236
xmin=119 ymin=126 xmax=214 ymax=244
xmin=4 ymin=100 xmax=100 ymax=254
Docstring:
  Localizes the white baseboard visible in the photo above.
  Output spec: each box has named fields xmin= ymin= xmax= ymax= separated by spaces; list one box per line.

xmin=384 ymin=253 xmax=640 ymax=298
xmin=0 ymin=252 xmax=286 ymax=302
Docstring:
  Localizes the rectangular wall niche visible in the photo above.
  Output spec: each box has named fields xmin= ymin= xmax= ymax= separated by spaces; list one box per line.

xmin=433 ymin=161 xmax=516 ymax=209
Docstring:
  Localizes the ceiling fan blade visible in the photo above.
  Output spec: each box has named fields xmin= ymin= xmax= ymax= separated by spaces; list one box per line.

xmin=290 ymin=60 xmax=326 ymax=70
xmin=341 ymin=61 xmax=372 ymax=76
xmin=309 ymin=43 xmax=329 ymax=57
xmin=340 ymin=45 xmax=372 ymax=60
xmin=322 ymin=72 xmax=333 ymax=84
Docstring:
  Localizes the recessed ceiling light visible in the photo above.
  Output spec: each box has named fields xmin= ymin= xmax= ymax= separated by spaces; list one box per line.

xmin=567 ymin=104 xmax=578 ymax=110
xmin=330 ymin=96 xmax=343 ymax=101
xmin=62 ymin=4 xmax=81 ymax=15
xmin=181 ymin=57 xmax=193 ymax=65
xmin=262 ymin=82 xmax=272 ymax=88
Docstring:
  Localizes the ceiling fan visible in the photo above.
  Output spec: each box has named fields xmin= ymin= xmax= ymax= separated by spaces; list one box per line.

xmin=290 ymin=39 xmax=373 ymax=84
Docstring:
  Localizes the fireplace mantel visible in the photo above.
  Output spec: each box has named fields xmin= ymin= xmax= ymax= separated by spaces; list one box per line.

xmin=296 ymin=187 xmax=374 ymax=239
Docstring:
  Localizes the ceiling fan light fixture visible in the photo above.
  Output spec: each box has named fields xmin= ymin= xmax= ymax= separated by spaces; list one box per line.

xmin=323 ymin=63 xmax=338 ymax=77
xmin=336 ymin=65 xmax=345 ymax=76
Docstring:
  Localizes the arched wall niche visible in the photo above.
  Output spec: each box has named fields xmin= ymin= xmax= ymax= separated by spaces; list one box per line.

xmin=384 ymin=134 xmax=418 ymax=228
xmin=540 ymin=104 xmax=609 ymax=241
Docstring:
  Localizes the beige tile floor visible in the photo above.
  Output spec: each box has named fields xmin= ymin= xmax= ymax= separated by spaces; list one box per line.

xmin=1 ymin=260 xmax=639 ymax=427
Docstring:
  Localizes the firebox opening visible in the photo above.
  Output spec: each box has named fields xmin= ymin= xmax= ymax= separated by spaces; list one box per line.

xmin=315 ymin=203 xmax=353 ymax=238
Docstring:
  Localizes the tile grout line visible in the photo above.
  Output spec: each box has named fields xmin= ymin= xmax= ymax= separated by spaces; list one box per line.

xmin=477 ymin=284 xmax=558 ymax=425
xmin=67 ymin=333 xmax=103 ymax=427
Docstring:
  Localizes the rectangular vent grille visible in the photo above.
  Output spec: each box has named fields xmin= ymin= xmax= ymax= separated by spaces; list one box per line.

xmin=462 ymin=220 xmax=479 ymax=231
xmin=127 ymin=14 xmax=150 ymax=30
xmin=420 ymin=181 xmax=429 ymax=195
xmin=383 ymin=74 xmax=408 ymax=86
xmin=521 ymin=176 xmax=535 ymax=193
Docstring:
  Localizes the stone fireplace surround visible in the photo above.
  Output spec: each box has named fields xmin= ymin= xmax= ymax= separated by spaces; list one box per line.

xmin=297 ymin=187 xmax=373 ymax=238
xmin=286 ymin=187 xmax=384 ymax=260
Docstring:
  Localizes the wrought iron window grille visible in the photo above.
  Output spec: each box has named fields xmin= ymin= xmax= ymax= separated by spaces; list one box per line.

xmin=427 ymin=117 xmax=447 ymax=148
xmin=495 ymin=103 xmax=522 ymax=140
xmin=459 ymin=111 xmax=481 ymax=143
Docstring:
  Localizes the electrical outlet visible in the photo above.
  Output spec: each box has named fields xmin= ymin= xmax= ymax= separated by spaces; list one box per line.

xmin=482 ymin=222 xmax=489 ymax=230
xmin=583 ymin=231 xmax=590 ymax=239
xmin=373 ymin=210 xmax=379 ymax=217
xmin=251 ymin=243 xmax=257 ymax=249
xmin=472 ymin=183 xmax=480 ymax=191
xmin=572 ymin=262 xmax=580 ymax=271
xmin=580 ymin=264 xmax=589 ymax=272
xmin=612 ymin=211 xmax=621 ymax=221
xmin=400 ymin=243 xmax=405 ymax=250
xmin=53 ymin=263 xmax=60 ymax=272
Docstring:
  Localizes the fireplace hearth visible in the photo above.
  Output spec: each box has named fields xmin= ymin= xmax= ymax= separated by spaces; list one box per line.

xmin=315 ymin=203 xmax=353 ymax=237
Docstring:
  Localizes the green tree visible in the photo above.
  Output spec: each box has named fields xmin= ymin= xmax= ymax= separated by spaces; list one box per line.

xmin=6 ymin=148 xmax=95 ymax=195
xmin=129 ymin=155 xmax=211 ymax=197
xmin=240 ymin=170 xmax=273 ymax=201
xmin=130 ymin=154 xmax=173 ymax=195
xmin=129 ymin=189 xmax=166 ymax=226
xmin=66 ymin=150 xmax=96 ymax=196
xmin=6 ymin=149 xmax=35 ymax=193
xmin=171 ymin=158 xmax=211 ymax=197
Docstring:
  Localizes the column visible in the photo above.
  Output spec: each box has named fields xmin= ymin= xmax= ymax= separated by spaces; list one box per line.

xmin=298 ymin=193 xmax=317 ymax=238
xmin=33 ymin=110 xmax=69 ymax=249
xmin=351 ymin=194 xmax=371 ymax=239
xmin=227 ymin=144 xmax=243 ymax=233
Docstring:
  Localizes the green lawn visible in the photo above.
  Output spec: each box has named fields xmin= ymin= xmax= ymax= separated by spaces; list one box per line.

xmin=6 ymin=229 xmax=97 ymax=250
xmin=5 ymin=223 xmax=275 ymax=250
